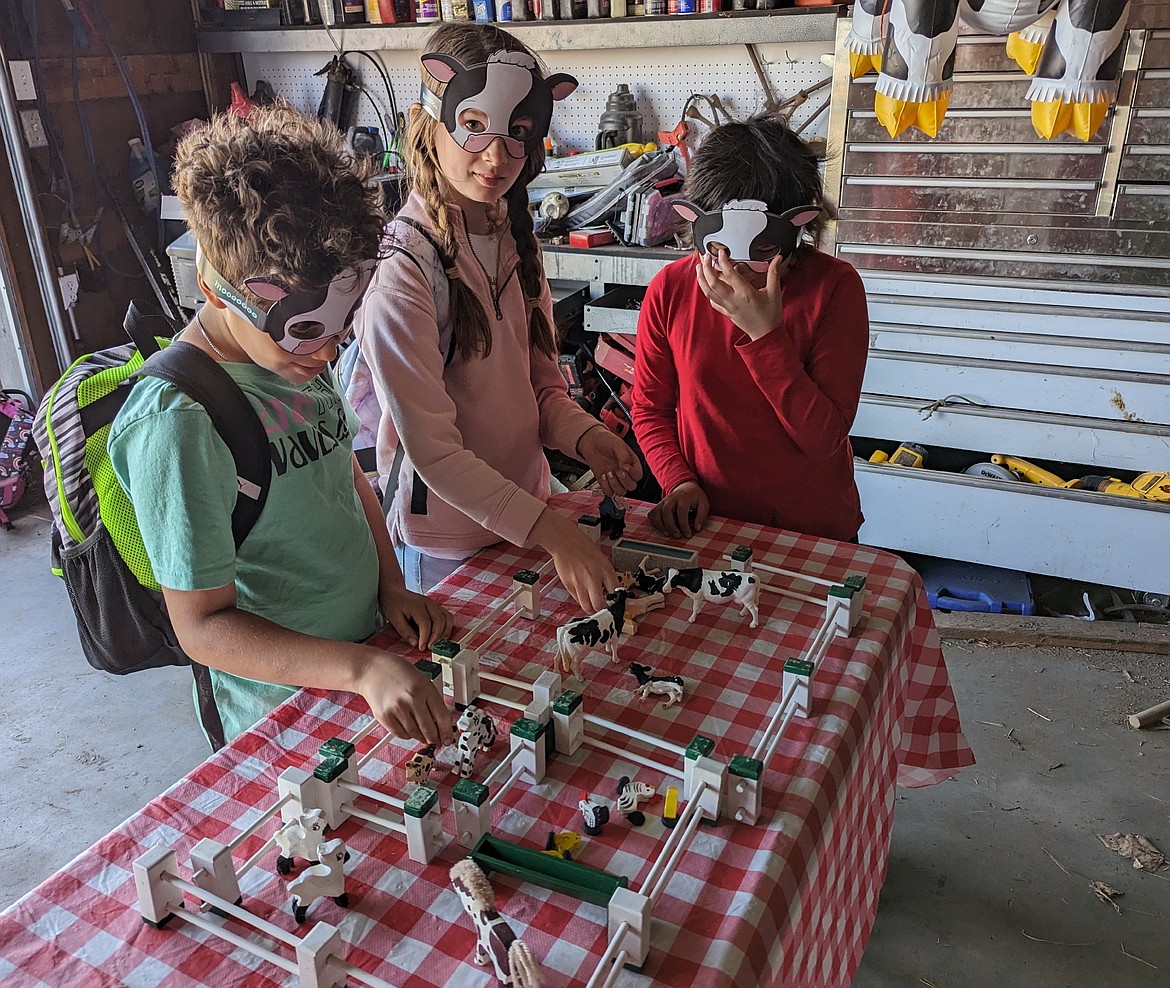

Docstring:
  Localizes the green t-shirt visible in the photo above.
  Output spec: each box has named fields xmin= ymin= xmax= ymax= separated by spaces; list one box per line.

xmin=109 ymin=361 xmax=380 ymax=743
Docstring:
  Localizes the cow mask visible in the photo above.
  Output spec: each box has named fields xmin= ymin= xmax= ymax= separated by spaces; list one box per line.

xmin=672 ymin=198 xmax=822 ymax=272
xmin=420 ymin=49 xmax=577 ymax=159
xmin=196 ymin=247 xmax=374 ymax=355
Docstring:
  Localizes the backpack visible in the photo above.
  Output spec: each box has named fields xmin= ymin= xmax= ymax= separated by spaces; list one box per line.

xmin=32 ymin=301 xmax=271 ymax=750
xmin=0 ymin=388 xmax=36 ymax=529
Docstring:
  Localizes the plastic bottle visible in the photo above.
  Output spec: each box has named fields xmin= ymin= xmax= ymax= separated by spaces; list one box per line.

xmin=127 ymin=138 xmax=159 ymax=216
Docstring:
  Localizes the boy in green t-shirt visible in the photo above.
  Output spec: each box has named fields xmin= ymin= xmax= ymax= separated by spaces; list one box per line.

xmin=109 ymin=104 xmax=455 ymax=748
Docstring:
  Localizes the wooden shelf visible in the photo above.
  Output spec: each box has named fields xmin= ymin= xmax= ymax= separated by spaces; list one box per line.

xmin=196 ymin=8 xmax=841 ymax=55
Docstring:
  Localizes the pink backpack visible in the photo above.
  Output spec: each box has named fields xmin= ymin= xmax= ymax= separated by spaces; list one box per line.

xmin=0 ymin=389 xmax=36 ymax=530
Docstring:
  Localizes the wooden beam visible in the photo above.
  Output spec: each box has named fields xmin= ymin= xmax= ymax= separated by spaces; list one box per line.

xmin=32 ymin=54 xmax=204 ymax=103
xmin=935 ymin=612 xmax=1170 ymax=656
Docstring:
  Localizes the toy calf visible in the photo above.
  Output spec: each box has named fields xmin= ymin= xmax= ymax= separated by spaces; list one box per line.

xmin=274 ymin=809 xmax=328 ymax=876
xmin=451 ymin=858 xmax=542 ymax=987
xmin=553 ymin=590 xmax=628 ymax=680
xmin=288 ymin=838 xmax=349 ymax=924
xmin=628 ymin=662 xmax=684 ymax=708
xmin=456 ymin=703 xmax=498 ymax=779
xmin=665 ymin=568 xmax=760 ymax=628
xmin=404 ymin=744 xmax=437 ymax=786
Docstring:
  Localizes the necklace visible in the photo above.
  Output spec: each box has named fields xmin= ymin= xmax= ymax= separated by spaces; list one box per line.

xmin=195 ymin=310 xmax=230 ymax=361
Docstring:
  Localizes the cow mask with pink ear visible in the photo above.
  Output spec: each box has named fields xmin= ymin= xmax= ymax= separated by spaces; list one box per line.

xmin=419 ymin=49 xmax=577 ymax=159
xmin=672 ymin=198 xmax=822 ymax=272
xmin=196 ymin=246 xmax=375 ymax=356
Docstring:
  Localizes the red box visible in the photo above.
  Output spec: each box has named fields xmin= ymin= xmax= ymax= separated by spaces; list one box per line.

xmin=594 ymin=333 xmax=635 ymax=384
xmin=569 ymin=228 xmax=617 ymax=248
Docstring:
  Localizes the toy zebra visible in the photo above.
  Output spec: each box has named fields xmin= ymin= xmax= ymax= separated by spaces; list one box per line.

xmin=616 ymin=776 xmax=656 ymax=827
xmin=450 ymin=858 xmax=542 ymax=987
xmin=455 ymin=703 xmax=498 ymax=779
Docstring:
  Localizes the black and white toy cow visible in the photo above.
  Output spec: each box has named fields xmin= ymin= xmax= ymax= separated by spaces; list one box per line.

xmin=672 ymin=199 xmax=822 ymax=272
xmin=664 ymin=567 xmax=760 ymax=629
xmin=553 ymin=590 xmax=628 ymax=681
xmin=420 ymin=49 xmax=577 ymax=160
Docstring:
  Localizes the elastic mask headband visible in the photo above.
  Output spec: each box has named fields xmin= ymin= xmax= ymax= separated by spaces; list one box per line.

xmin=196 ymin=247 xmax=374 ymax=355
xmin=672 ymin=198 xmax=822 ymax=272
xmin=420 ymin=49 xmax=577 ymax=159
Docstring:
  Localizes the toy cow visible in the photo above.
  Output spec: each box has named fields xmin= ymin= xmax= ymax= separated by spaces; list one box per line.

xmin=451 ymin=858 xmax=543 ymax=987
xmin=288 ymin=838 xmax=349 ymax=924
xmin=273 ymin=809 xmax=328 ymax=876
xmin=455 ymin=703 xmax=498 ymax=779
xmin=553 ymin=590 xmax=628 ymax=680
xmin=628 ymin=662 xmax=685 ymax=708
xmin=664 ymin=567 xmax=760 ymax=628
xmin=578 ymin=792 xmax=610 ymax=836
xmin=616 ymin=776 xmax=656 ymax=827
xmin=404 ymin=744 xmax=437 ymax=786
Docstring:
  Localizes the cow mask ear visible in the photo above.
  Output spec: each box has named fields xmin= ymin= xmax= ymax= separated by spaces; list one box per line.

xmin=781 ymin=205 xmax=823 ymax=230
xmin=672 ymin=200 xmax=704 ymax=223
xmin=420 ymin=53 xmax=465 ymax=86
xmin=243 ymin=277 xmax=291 ymax=302
xmin=545 ymin=73 xmax=579 ymax=101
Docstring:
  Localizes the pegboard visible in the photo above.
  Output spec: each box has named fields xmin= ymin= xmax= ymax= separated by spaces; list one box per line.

xmin=241 ymin=37 xmax=833 ymax=157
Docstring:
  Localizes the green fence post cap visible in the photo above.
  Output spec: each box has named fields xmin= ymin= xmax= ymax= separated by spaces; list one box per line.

xmin=514 ymin=569 xmax=540 ymax=585
xmin=452 ymin=779 xmax=489 ymax=806
xmin=431 ymin=639 xmax=460 ymax=660
xmin=415 ymin=658 xmax=442 ymax=680
xmin=829 ymin=584 xmax=855 ymax=600
xmin=404 ymin=784 xmax=439 ymax=817
xmin=731 ymin=545 xmax=753 ymax=562
xmin=784 ymin=658 xmax=814 ymax=677
xmin=511 ymin=717 xmax=546 ymax=741
xmin=729 ymin=754 xmax=763 ymax=780
xmin=314 ymin=756 xmax=348 ymax=783
xmin=553 ymin=690 xmax=583 ymax=714
xmin=845 ymin=574 xmax=867 ymax=592
xmin=319 ymin=738 xmax=355 ymax=760
xmin=686 ymin=735 xmax=715 ymax=760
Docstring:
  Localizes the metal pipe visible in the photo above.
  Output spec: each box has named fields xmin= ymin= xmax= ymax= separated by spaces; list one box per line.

xmin=337 ymin=780 xmax=405 ymax=812
xmin=169 ymin=873 xmax=298 ymax=946
xmin=586 ymin=921 xmax=630 ymax=988
xmin=225 ymin=794 xmax=291 ymax=852
xmin=356 ymin=731 xmax=396 ymax=769
xmin=479 ymin=690 xmax=526 ymax=712
xmin=581 ymin=734 xmax=683 ymax=781
xmin=640 ymin=780 xmax=706 ymax=898
xmin=480 ymin=670 xmax=530 ymax=691
xmin=759 ymin=582 xmax=823 ymax=606
xmin=0 ymin=35 xmax=73 ymax=373
xmin=481 ymin=745 xmax=520 ymax=791
xmin=236 ymin=835 xmax=277 ymax=881
xmin=459 ymin=584 xmax=524 ymax=645
xmin=341 ymin=804 xmax=406 ymax=834
xmin=477 ymin=607 xmax=524 ymax=653
xmin=488 ymin=763 xmax=526 ymax=809
xmin=177 ymin=907 xmax=298 ymax=974
xmin=751 ymin=680 xmax=799 ymax=764
xmin=351 ymin=718 xmax=379 ymax=745
xmin=584 ymin=713 xmax=687 ymax=758
xmin=598 ymin=949 xmax=630 ymax=988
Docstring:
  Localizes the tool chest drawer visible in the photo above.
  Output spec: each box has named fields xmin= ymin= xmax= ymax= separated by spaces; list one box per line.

xmin=584 ymin=285 xmax=646 ymax=337
xmin=853 ymin=274 xmax=1170 ymax=592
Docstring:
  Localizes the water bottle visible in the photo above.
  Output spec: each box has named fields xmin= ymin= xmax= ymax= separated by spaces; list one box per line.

xmin=127 ymin=138 xmax=159 ymax=216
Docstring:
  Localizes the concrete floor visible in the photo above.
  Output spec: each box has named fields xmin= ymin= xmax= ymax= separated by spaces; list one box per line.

xmin=2 ymin=496 xmax=1167 ymax=985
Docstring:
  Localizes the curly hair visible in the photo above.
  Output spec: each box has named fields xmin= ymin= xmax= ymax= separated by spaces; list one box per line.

xmin=405 ymin=23 xmax=557 ymax=361
xmin=683 ymin=114 xmax=833 ymax=246
xmin=173 ymin=101 xmax=386 ymax=303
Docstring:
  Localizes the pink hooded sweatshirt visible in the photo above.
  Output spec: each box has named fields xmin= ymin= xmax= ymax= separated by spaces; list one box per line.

xmin=354 ymin=191 xmax=599 ymax=559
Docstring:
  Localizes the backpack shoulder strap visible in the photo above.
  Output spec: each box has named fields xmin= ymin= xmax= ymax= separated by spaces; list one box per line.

xmin=386 ymin=217 xmax=458 ymax=367
xmin=140 ymin=341 xmax=271 ymax=549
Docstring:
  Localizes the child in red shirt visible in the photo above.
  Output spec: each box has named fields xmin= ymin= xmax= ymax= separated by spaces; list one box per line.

xmin=631 ymin=115 xmax=869 ymax=543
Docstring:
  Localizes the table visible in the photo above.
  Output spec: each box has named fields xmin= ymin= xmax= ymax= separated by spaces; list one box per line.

xmin=0 ymin=493 xmax=974 ymax=987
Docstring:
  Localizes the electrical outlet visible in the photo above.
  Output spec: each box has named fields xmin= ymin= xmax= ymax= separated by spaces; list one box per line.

xmin=9 ymin=61 xmax=36 ymax=101
xmin=59 ymin=271 xmax=80 ymax=310
xmin=20 ymin=109 xmax=48 ymax=149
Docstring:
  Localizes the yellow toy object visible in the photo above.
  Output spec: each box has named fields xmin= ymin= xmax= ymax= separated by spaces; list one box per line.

xmin=990 ymin=454 xmax=1083 ymax=489
xmin=542 ymin=830 xmax=582 ymax=860
xmin=843 ymin=0 xmax=1129 ymax=141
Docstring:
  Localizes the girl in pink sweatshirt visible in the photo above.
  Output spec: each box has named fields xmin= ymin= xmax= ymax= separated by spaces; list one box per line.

xmin=355 ymin=23 xmax=640 ymax=614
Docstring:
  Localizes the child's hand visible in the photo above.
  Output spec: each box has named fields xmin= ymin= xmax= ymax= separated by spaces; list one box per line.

xmin=578 ymin=425 xmax=643 ymax=497
xmin=355 ymin=650 xmax=455 ymax=747
xmin=696 ymin=249 xmax=791 ymax=341
xmin=381 ymin=587 xmax=455 ymax=652
xmin=649 ymin=481 xmax=709 ymax=538
xmin=530 ymin=508 xmax=621 ymax=614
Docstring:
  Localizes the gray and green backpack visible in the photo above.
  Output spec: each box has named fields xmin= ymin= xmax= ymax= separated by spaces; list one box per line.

xmin=33 ymin=302 xmax=270 ymax=749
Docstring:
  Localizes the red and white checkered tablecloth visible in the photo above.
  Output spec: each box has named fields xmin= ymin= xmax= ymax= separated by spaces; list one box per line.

xmin=0 ymin=493 xmax=973 ymax=988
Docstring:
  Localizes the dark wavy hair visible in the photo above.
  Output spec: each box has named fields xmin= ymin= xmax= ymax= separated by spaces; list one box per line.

xmin=683 ymin=113 xmax=832 ymax=246
xmin=173 ymin=101 xmax=386 ymax=300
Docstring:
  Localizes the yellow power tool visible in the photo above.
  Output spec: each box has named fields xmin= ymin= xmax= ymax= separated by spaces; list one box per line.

xmin=1081 ymin=471 xmax=1170 ymax=501
xmin=990 ymin=455 xmax=1083 ymax=489
xmin=870 ymin=443 xmax=928 ymax=468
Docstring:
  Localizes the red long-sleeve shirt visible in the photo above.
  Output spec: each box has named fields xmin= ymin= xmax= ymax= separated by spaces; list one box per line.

xmin=631 ymin=248 xmax=868 ymax=542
